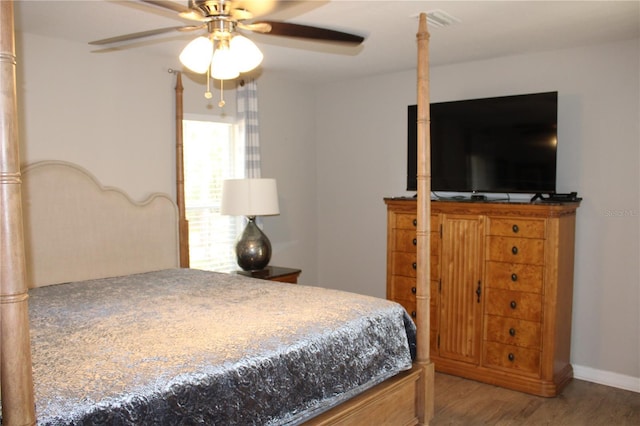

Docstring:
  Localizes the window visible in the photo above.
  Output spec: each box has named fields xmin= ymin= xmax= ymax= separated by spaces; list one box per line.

xmin=183 ymin=118 xmax=244 ymax=272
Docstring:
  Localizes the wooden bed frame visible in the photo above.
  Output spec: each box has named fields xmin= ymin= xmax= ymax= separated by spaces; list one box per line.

xmin=0 ymin=2 xmax=433 ymax=424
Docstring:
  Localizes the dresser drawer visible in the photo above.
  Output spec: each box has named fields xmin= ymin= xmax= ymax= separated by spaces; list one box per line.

xmin=390 ymin=275 xmax=417 ymax=301
xmin=484 ymin=315 xmax=541 ymax=349
xmin=394 ymin=229 xmax=417 ymax=252
xmin=391 ymin=252 xmax=416 ymax=277
xmin=391 ymin=252 xmax=440 ymax=279
xmin=396 ymin=298 xmax=417 ymax=320
xmin=393 ymin=283 xmax=440 ymax=306
xmin=487 ymin=236 xmax=545 ymax=265
xmin=488 ymin=217 xmax=545 ymax=239
xmin=483 ymin=341 xmax=541 ymax=376
xmin=396 ymin=213 xmax=418 ymax=230
xmin=484 ymin=288 xmax=542 ymax=322
xmin=393 ymin=229 xmax=440 ymax=253
xmin=485 ymin=261 xmax=543 ymax=294
xmin=395 ymin=213 xmax=439 ymax=231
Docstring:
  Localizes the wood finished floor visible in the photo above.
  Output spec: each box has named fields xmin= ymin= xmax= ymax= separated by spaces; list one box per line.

xmin=431 ymin=373 xmax=640 ymax=425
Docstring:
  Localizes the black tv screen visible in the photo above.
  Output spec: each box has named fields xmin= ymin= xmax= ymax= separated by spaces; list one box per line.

xmin=407 ymin=91 xmax=558 ymax=194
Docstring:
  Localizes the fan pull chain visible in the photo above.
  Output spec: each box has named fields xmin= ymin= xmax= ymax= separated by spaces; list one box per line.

xmin=204 ymin=68 xmax=213 ymax=99
xmin=202 ymin=68 xmax=224 ymax=107
xmin=219 ymin=80 xmax=226 ymax=107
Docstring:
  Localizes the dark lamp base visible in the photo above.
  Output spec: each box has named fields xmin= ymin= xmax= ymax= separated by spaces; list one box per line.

xmin=236 ymin=217 xmax=272 ymax=271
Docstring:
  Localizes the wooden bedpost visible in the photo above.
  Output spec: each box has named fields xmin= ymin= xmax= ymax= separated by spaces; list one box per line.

xmin=175 ymin=71 xmax=190 ymax=267
xmin=0 ymin=1 xmax=37 ymax=424
xmin=415 ymin=13 xmax=435 ymax=425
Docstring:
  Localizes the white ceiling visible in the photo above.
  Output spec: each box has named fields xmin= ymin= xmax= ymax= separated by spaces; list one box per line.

xmin=14 ymin=0 xmax=640 ymax=84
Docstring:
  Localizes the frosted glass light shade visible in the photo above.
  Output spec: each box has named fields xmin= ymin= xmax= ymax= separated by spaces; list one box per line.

xmin=210 ymin=41 xmax=240 ymax=80
xmin=179 ymin=36 xmax=213 ymax=74
xmin=230 ymin=35 xmax=263 ymax=72
xmin=221 ymin=179 xmax=279 ymax=217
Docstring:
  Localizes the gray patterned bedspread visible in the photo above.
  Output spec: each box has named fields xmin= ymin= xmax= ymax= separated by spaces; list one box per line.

xmin=23 ymin=268 xmax=415 ymax=425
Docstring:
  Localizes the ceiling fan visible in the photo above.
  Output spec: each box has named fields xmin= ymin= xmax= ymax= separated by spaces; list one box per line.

xmin=89 ymin=0 xmax=365 ymax=81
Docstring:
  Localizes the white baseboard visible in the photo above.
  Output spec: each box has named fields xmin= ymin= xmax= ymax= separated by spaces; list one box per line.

xmin=573 ymin=364 xmax=640 ymax=393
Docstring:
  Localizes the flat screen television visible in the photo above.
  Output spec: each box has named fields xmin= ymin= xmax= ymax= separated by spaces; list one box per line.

xmin=407 ymin=91 xmax=558 ymax=195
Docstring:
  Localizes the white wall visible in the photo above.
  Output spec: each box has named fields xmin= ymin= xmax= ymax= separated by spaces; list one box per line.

xmin=257 ymin=73 xmax=319 ymax=285
xmin=314 ymin=72 xmax=413 ymax=293
xmin=17 ymin=31 xmax=318 ymax=285
xmin=314 ymin=38 xmax=639 ymax=388
xmin=17 ymin=33 xmax=235 ymax=201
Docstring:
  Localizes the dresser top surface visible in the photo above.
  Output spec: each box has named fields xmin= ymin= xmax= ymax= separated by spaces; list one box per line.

xmin=384 ymin=197 xmax=580 ymax=217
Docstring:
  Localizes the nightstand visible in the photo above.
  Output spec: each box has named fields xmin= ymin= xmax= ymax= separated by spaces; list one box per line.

xmin=235 ymin=266 xmax=301 ymax=284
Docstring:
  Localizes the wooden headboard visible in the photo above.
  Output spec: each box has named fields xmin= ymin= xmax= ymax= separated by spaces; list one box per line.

xmin=21 ymin=161 xmax=180 ymax=288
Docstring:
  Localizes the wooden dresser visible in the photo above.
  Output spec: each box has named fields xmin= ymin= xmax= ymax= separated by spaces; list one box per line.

xmin=384 ymin=198 xmax=579 ymax=397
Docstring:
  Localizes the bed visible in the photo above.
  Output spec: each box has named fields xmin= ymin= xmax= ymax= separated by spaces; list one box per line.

xmin=0 ymin=3 xmax=434 ymax=425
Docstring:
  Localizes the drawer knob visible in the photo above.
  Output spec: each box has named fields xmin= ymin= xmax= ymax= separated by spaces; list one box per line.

xmin=509 ymin=328 xmax=516 ymax=337
xmin=511 ymin=246 xmax=519 ymax=255
xmin=412 ymin=262 xmax=417 ymax=270
xmin=411 ymin=286 xmax=417 ymax=294
xmin=413 ymin=219 xmax=417 ymax=227
xmin=508 ymin=353 xmax=515 ymax=362
xmin=413 ymin=238 xmax=417 ymax=246
xmin=510 ymin=300 xmax=517 ymax=309
xmin=512 ymin=224 xmax=519 ymax=233
xmin=411 ymin=311 xmax=417 ymax=318
xmin=511 ymin=273 xmax=518 ymax=282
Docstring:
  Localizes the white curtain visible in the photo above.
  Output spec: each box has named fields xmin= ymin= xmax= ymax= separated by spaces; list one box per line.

xmin=237 ymin=79 xmax=261 ymax=178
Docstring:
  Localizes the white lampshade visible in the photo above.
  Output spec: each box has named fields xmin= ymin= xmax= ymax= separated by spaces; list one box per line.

xmin=179 ymin=36 xmax=213 ymax=74
xmin=210 ymin=40 xmax=240 ymax=80
xmin=230 ymin=34 xmax=263 ymax=72
xmin=221 ymin=179 xmax=279 ymax=217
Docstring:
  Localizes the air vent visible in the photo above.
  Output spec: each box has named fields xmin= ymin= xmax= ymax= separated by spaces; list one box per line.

xmin=412 ymin=10 xmax=461 ymax=28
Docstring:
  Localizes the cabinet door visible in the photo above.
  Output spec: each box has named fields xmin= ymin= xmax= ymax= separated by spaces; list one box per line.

xmin=438 ymin=214 xmax=484 ymax=364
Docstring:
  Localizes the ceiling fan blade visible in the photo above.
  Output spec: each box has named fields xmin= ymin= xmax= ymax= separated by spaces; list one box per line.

xmin=250 ymin=21 xmax=364 ymax=44
xmin=139 ymin=1 xmax=206 ymax=22
xmin=237 ymin=22 xmax=273 ymax=33
xmin=89 ymin=25 xmax=201 ymax=46
xmin=231 ymin=0 xmax=279 ymax=18
xmin=141 ymin=0 xmax=191 ymax=14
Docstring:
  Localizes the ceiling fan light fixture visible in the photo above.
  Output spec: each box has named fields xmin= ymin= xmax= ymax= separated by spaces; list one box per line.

xmin=230 ymin=34 xmax=263 ymax=73
xmin=210 ymin=39 xmax=240 ymax=80
xmin=179 ymin=36 xmax=213 ymax=74
xmin=91 ymin=0 xmax=365 ymax=105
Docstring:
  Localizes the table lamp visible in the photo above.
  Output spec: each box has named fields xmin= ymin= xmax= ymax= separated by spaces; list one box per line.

xmin=221 ymin=178 xmax=279 ymax=271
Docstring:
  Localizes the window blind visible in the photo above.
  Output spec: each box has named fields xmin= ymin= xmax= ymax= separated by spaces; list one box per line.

xmin=183 ymin=120 xmax=243 ymax=272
